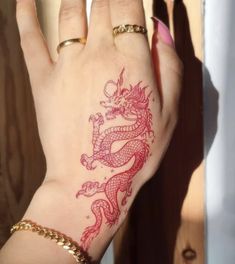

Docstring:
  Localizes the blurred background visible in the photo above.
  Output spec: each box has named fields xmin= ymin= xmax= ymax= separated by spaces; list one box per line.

xmin=0 ymin=0 xmax=234 ymax=263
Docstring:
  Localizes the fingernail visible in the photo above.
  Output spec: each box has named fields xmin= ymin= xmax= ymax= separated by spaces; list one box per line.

xmin=151 ymin=17 xmax=175 ymax=48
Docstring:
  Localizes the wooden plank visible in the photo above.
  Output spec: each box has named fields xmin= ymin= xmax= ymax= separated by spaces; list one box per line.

xmin=0 ymin=1 xmax=204 ymax=264
xmin=0 ymin=0 xmax=45 ymax=247
xmin=172 ymin=1 xmax=204 ymax=263
xmin=114 ymin=1 xmax=204 ymax=264
xmin=37 ymin=0 xmax=60 ymax=60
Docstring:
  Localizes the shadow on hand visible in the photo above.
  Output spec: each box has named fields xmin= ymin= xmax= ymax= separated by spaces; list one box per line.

xmin=115 ymin=1 xmax=218 ymax=263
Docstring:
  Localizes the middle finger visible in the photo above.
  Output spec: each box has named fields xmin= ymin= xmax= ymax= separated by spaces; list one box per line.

xmin=59 ymin=0 xmax=87 ymax=53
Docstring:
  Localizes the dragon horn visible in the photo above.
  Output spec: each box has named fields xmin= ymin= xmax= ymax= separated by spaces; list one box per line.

xmin=117 ymin=68 xmax=125 ymax=95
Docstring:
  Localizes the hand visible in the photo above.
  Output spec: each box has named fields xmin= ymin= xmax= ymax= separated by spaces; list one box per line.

xmin=14 ymin=0 xmax=182 ymax=261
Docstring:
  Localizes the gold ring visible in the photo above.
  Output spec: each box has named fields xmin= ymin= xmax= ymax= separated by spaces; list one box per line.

xmin=113 ymin=24 xmax=147 ymax=37
xmin=57 ymin=38 xmax=87 ymax=53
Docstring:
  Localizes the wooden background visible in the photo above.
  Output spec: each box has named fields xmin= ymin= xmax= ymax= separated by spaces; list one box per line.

xmin=0 ymin=0 xmax=46 ymax=247
xmin=0 ymin=1 xmax=204 ymax=263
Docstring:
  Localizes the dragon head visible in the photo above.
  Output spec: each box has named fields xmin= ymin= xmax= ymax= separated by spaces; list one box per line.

xmin=100 ymin=69 xmax=151 ymax=121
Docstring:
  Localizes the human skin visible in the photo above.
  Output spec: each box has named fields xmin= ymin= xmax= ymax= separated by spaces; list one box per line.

xmin=0 ymin=0 xmax=183 ymax=263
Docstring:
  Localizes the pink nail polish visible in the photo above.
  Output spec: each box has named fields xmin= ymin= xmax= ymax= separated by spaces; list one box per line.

xmin=151 ymin=17 xmax=175 ymax=48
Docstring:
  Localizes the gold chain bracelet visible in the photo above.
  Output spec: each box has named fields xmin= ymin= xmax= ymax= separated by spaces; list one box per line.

xmin=11 ymin=220 xmax=91 ymax=264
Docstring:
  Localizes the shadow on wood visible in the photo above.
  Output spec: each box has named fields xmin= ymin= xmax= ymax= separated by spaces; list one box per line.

xmin=0 ymin=2 xmax=219 ymax=263
xmin=0 ymin=1 xmax=45 ymax=247
xmin=114 ymin=1 xmax=218 ymax=263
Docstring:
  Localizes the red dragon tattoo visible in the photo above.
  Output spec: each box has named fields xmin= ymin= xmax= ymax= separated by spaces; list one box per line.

xmin=76 ymin=69 xmax=154 ymax=250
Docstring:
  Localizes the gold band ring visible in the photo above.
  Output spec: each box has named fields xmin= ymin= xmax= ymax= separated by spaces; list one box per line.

xmin=57 ymin=38 xmax=87 ymax=53
xmin=113 ymin=24 xmax=147 ymax=37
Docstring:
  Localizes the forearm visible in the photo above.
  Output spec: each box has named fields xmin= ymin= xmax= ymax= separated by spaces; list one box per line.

xmin=0 ymin=230 xmax=75 ymax=264
xmin=0 ymin=177 xmax=131 ymax=263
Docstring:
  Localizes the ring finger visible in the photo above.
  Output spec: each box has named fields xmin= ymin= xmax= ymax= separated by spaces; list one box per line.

xmin=59 ymin=0 xmax=87 ymax=53
xmin=110 ymin=0 xmax=148 ymax=51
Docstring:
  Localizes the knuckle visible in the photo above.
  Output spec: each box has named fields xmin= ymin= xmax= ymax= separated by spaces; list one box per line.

xmin=161 ymin=110 xmax=179 ymax=133
xmin=169 ymin=104 xmax=180 ymax=124
xmin=175 ymin=57 xmax=184 ymax=75
xmin=16 ymin=1 xmax=28 ymax=21
xmin=60 ymin=3 xmax=85 ymax=21
xmin=111 ymin=0 xmax=144 ymax=20
xmin=20 ymin=31 xmax=36 ymax=50
xmin=91 ymin=0 xmax=109 ymax=9
xmin=112 ymin=0 xmax=141 ymax=7
xmin=16 ymin=1 xmax=23 ymax=14
xmin=171 ymin=55 xmax=184 ymax=77
xmin=170 ymin=111 xmax=179 ymax=128
xmin=16 ymin=1 xmax=25 ymax=12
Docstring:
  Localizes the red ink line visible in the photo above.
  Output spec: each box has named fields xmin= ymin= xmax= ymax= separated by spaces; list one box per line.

xmin=76 ymin=69 xmax=154 ymax=250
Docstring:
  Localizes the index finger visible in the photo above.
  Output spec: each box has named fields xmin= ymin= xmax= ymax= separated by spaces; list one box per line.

xmin=16 ymin=0 xmax=53 ymax=83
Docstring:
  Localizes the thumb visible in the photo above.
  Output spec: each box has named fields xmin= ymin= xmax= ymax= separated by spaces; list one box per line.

xmin=151 ymin=17 xmax=183 ymax=117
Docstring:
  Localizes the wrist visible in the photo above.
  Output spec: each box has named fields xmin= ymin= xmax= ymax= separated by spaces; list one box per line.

xmin=25 ymin=159 xmax=148 ymax=261
xmin=23 ymin=180 xmax=121 ymax=261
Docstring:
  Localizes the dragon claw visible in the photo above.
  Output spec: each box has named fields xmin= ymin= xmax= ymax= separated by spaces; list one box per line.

xmin=80 ymin=154 xmax=96 ymax=170
xmin=121 ymin=186 xmax=132 ymax=206
xmin=87 ymin=164 xmax=96 ymax=170
xmin=89 ymin=113 xmax=104 ymax=126
xmin=80 ymin=154 xmax=88 ymax=166
xmin=78 ymin=181 xmax=105 ymax=197
xmin=106 ymin=216 xmax=119 ymax=227
xmin=121 ymin=198 xmax=127 ymax=206
xmin=80 ymin=226 xmax=100 ymax=251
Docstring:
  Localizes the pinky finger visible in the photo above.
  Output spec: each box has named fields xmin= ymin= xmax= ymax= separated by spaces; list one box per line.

xmin=152 ymin=19 xmax=183 ymax=118
xmin=16 ymin=0 xmax=53 ymax=84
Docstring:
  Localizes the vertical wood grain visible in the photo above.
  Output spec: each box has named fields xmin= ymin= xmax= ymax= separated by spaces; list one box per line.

xmin=0 ymin=0 xmax=46 ymax=247
xmin=114 ymin=1 xmax=204 ymax=264
xmin=173 ymin=1 xmax=204 ymax=263
xmin=0 ymin=1 xmax=204 ymax=264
